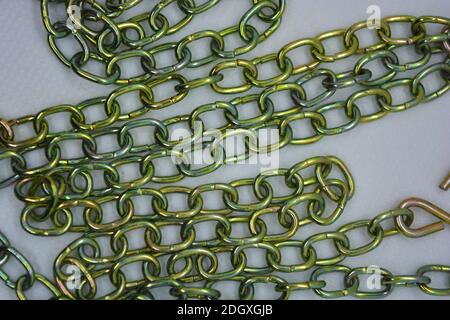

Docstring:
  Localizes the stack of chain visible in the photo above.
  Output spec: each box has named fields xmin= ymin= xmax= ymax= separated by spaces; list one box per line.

xmin=0 ymin=0 xmax=449 ymax=300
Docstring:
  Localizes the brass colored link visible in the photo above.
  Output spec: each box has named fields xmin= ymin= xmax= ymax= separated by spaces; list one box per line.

xmin=383 ymin=44 xmax=431 ymax=73
xmin=143 ymin=42 xmax=191 ymax=76
xmin=239 ymin=1 xmax=283 ymax=43
xmin=344 ymin=19 xmax=391 ymax=54
xmin=280 ymin=111 xmax=326 ymax=145
xmin=1 ymin=116 xmax=49 ymax=150
xmin=244 ymin=53 xmax=294 ymax=87
xmin=261 ymin=83 xmax=305 ymax=118
xmin=379 ymin=79 xmax=425 ymax=112
xmin=71 ymin=97 xmax=120 ymax=131
xmin=240 ymin=275 xmax=289 ymax=300
xmin=0 ymin=151 xmax=26 ymax=189
xmin=411 ymin=62 xmax=450 ymax=102
xmin=176 ymin=30 xmax=225 ymax=68
xmin=252 ymin=0 xmax=286 ymax=22
xmin=382 ymin=275 xmax=431 ymax=288
xmin=211 ymin=25 xmax=259 ymax=59
xmin=310 ymin=265 xmax=358 ymax=298
xmin=378 ymin=16 xmax=427 ymax=46
xmin=396 ymin=197 xmax=450 ymax=238
xmin=302 ymin=232 xmax=349 ymax=266
xmin=293 ymin=69 xmax=337 ymax=107
xmin=277 ymin=38 xmax=324 ymax=75
xmin=345 ymin=88 xmax=392 ymax=122
xmin=311 ymin=29 xmax=359 ymax=63
xmin=71 ymin=52 xmax=121 ymax=85
xmin=416 ymin=265 xmax=450 ymax=296
xmin=0 ymin=245 xmax=36 ymax=290
xmin=210 ymin=59 xmax=258 ymax=94
xmin=335 ymin=219 xmax=383 ymax=257
xmin=322 ymin=68 xmax=372 ymax=90
xmin=353 ymin=50 xmax=398 ymax=86
xmin=140 ymin=74 xmax=188 ymax=109
xmin=105 ymin=50 xmax=156 ymax=85
xmin=345 ymin=267 xmax=394 ymax=298
xmin=312 ymin=101 xmax=361 ymax=135
xmin=15 ymin=273 xmax=61 ymax=300
xmin=150 ymin=0 xmax=194 ymax=36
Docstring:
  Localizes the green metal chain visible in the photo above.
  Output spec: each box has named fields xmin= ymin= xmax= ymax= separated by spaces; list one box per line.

xmin=0 ymin=1 xmax=449 ymax=300
xmin=1 ymin=15 xmax=449 ymax=188
xmin=41 ymin=0 xmax=285 ymax=85
xmin=1 ymin=156 xmax=449 ymax=299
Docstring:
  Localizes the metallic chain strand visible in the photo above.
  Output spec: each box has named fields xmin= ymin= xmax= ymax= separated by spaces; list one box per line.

xmin=1 ymin=16 xmax=449 ymax=189
xmin=0 ymin=8 xmax=449 ymax=299
xmin=1 ymin=156 xmax=449 ymax=299
xmin=41 ymin=0 xmax=285 ymax=85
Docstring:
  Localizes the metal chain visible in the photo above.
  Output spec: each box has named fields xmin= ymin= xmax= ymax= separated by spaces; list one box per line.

xmin=2 ymin=230 xmax=449 ymax=300
xmin=17 ymin=155 xmax=355 ymax=235
xmin=42 ymin=0 xmax=285 ymax=85
xmin=0 ymin=6 xmax=449 ymax=299
xmin=1 ymin=156 xmax=449 ymax=299
xmin=2 ymin=14 xmax=448 ymax=153
xmin=0 ymin=231 xmax=61 ymax=299
xmin=1 ymin=16 xmax=449 ymax=189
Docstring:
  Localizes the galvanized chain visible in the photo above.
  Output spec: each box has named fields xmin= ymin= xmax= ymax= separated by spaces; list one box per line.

xmin=1 ymin=59 xmax=448 ymax=189
xmin=2 ymin=228 xmax=449 ymax=300
xmin=0 ymin=7 xmax=449 ymax=299
xmin=1 ymin=15 xmax=448 ymax=154
xmin=17 ymin=155 xmax=355 ymax=235
xmin=1 ymin=156 xmax=449 ymax=299
xmin=42 ymin=0 xmax=285 ymax=85
xmin=0 ymin=231 xmax=60 ymax=300
xmin=1 ymin=16 xmax=449 ymax=189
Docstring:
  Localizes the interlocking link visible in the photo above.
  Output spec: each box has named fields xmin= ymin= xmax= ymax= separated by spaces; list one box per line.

xmin=310 ymin=264 xmax=450 ymax=299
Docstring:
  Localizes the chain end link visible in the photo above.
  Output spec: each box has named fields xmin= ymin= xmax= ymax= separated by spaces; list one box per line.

xmin=396 ymin=174 xmax=450 ymax=238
